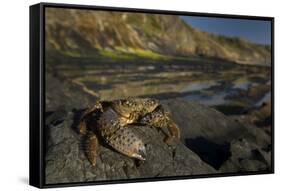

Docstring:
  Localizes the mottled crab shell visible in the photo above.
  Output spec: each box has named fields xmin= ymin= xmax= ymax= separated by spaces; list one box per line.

xmin=110 ymin=98 xmax=160 ymax=119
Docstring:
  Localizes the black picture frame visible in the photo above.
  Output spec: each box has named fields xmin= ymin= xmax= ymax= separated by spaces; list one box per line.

xmin=30 ymin=2 xmax=274 ymax=188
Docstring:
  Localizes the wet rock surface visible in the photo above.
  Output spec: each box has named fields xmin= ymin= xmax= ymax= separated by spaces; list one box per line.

xmin=45 ymin=77 xmax=272 ymax=184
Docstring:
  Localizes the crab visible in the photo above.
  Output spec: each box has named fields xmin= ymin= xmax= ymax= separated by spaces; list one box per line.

xmin=78 ymin=98 xmax=180 ymax=166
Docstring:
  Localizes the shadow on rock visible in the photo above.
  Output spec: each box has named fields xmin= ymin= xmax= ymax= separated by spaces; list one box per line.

xmin=185 ymin=137 xmax=231 ymax=170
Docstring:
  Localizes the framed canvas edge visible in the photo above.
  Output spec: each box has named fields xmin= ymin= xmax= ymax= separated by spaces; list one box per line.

xmin=29 ymin=2 xmax=275 ymax=189
xmin=41 ymin=2 xmax=274 ymax=20
xmin=29 ymin=3 xmax=45 ymax=188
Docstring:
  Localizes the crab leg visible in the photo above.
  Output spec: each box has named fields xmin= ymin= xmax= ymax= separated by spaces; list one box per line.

xmin=140 ymin=109 xmax=180 ymax=144
xmin=78 ymin=102 xmax=103 ymax=135
xmin=85 ymin=133 xmax=98 ymax=166
xmin=164 ymin=120 xmax=180 ymax=144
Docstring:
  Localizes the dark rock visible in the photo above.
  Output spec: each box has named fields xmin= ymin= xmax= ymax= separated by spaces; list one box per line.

xmin=162 ymin=99 xmax=248 ymax=145
xmin=162 ymin=98 xmax=271 ymax=172
xmin=219 ymin=138 xmax=271 ymax=172
xmin=45 ymin=98 xmax=271 ymax=184
xmin=45 ymin=108 xmax=216 ymax=184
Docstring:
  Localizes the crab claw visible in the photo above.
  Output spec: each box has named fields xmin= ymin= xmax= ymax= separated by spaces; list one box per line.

xmin=132 ymin=145 xmax=146 ymax=160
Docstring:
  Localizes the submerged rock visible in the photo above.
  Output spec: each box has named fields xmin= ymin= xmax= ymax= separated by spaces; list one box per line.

xmin=45 ymin=98 xmax=271 ymax=184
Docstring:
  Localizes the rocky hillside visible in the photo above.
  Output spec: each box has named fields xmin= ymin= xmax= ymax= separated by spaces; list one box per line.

xmin=45 ymin=8 xmax=271 ymax=65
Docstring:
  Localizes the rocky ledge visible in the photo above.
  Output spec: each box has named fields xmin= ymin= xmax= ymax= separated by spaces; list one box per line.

xmin=45 ymin=97 xmax=271 ymax=184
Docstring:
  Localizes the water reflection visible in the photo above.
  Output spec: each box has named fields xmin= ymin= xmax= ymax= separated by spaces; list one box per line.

xmin=182 ymin=81 xmax=218 ymax=92
xmin=185 ymin=92 xmax=228 ymax=106
xmin=53 ymin=55 xmax=271 ymax=114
